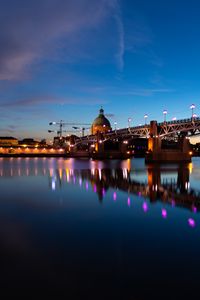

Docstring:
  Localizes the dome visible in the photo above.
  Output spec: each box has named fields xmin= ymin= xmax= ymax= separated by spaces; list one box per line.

xmin=91 ymin=108 xmax=112 ymax=134
xmin=93 ymin=109 xmax=111 ymax=127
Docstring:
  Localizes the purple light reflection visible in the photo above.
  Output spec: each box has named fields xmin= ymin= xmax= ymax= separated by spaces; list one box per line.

xmin=188 ymin=218 xmax=196 ymax=228
xmin=93 ymin=184 xmax=97 ymax=193
xmin=127 ymin=197 xmax=131 ymax=207
xmin=192 ymin=205 xmax=197 ymax=213
xmin=142 ymin=202 xmax=148 ymax=213
xmin=86 ymin=182 xmax=89 ymax=190
xmin=161 ymin=208 xmax=167 ymax=218
xmin=171 ymin=199 xmax=175 ymax=207
xmin=113 ymin=192 xmax=117 ymax=201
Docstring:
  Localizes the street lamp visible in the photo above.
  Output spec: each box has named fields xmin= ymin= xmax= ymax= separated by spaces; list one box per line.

xmin=172 ymin=117 xmax=177 ymax=121
xmin=190 ymin=104 xmax=195 ymax=119
xmin=128 ymin=118 xmax=132 ymax=129
xmin=163 ymin=110 xmax=167 ymax=122
xmin=144 ymin=114 xmax=148 ymax=125
xmin=114 ymin=121 xmax=117 ymax=133
xmin=193 ymin=113 xmax=197 ymax=119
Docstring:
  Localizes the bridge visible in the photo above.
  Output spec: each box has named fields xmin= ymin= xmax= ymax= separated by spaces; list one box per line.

xmin=78 ymin=116 xmax=200 ymax=139
xmin=71 ymin=116 xmax=200 ymax=162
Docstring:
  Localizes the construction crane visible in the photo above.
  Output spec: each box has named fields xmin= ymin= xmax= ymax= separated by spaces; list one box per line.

xmin=72 ymin=126 xmax=91 ymax=137
xmin=49 ymin=120 xmax=91 ymax=138
xmin=48 ymin=129 xmax=78 ymax=136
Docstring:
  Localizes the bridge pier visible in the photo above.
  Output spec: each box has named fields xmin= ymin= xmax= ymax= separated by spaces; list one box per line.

xmin=91 ymin=132 xmax=129 ymax=159
xmin=145 ymin=121 xmax=191 ymax=163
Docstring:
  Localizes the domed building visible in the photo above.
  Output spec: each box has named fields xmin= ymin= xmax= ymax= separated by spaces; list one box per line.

xmin=91 ymin=108 xmax=112 ymax=135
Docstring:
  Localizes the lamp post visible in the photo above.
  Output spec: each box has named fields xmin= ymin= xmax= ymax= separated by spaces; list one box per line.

xmin=144 ymin=114 xmax=148 ymax=125
xmin=128 ymin=118 xmax=132 ymax=129
xmin=163 ymin=110 xmax=167 ymax=123
xmin=193 ymin=113 xmax=197 ymax=119
xmin=114 ymin=121 xmax=117 ymax=133
xmin=190 ymin=104 xmax=195 ymax=120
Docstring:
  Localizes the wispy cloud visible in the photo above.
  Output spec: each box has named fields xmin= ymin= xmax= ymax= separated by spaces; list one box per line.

xmin=122 ymin=8 xmax=164 ymax=69
xmin=112 ymin=1 xmax=125 ymax=71
xmin=0 ymin=94 xmax=108 ymax=108
xmin=0 ymin=128 xmax=15 ymax=134
xmin=118 ymin=88 xmax=173 ymax=97
xmin=82 ymin=84 xmax=173 ymax=97
xmin=105 ymin=113 xmax=115 ymax=118
xmin=0 ymin=0 xmax=117 ymax=80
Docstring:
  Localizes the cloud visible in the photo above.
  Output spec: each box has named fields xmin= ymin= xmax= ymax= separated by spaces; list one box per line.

xmin=105 ymin=113 xmax=115 ymax=118
xmin=112 ymin=1 xmax=125 ymax=71
xmin=0 ymin=94 xmax=108 ymax=108
xmin=118 ymin=88 xmax=173 ymax=97
xmin=0 ymin=128 xmax=14 ymax=134
xmin=85 ymin=84 xmax=173 ymax=97
xmin=0 ymin=0 xmax=117 ymax=80
xmin=122 ymin=9 xmax=162 ymax=68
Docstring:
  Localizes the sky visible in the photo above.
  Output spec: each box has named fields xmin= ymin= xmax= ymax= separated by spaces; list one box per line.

xmin=1 ymin=0 xmax=200 ymax=141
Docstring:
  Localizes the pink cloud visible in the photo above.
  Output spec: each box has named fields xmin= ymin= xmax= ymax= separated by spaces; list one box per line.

xmin=0 ymin=0 xmax=118 ymax=80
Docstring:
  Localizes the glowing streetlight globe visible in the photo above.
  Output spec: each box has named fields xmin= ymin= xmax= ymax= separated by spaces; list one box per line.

xmin=128 ymin=117 xmax=132 ymax=128
xmin=163 ymin=110 xmax=167 ymax=122
xmin=190 ymin=104 xmax=196 ymax=119
xmin=144 ymin=114 xmax=148 ymax=124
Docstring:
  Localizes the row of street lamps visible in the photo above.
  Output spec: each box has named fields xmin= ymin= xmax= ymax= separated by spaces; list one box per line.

xmin=114 ymin=104 xmax=198 ymax=130
xmin=162 ymin=104 xmax=197 ymax=122
xmin=162 ymin=104 xmax=197 ymax=123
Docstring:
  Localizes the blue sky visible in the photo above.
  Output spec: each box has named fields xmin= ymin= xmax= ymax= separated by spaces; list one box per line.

xmin=1 ymin=0 xmax=200 ymax=141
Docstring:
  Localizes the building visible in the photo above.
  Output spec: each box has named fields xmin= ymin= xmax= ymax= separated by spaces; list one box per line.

xmin=0 ymin=137 xmax=18 ymax=146
xmin=19 ymin=138 xmax=39 ymax=147
xmin=91 ymin=108 xmax=112 ymax=135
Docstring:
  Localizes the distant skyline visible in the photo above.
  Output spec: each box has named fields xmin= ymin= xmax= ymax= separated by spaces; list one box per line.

xmin=1 ymin=0 xmax=200 ymax=142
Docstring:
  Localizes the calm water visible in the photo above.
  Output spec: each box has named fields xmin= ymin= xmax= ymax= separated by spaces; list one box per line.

xmin=1 ymin=157 xmax=200 ymax=298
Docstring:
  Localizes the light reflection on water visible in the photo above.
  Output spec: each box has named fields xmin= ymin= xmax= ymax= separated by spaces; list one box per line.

xmin=0 ymin=158 xmax=199 ymax=222
xmin=0 ymin=157 xmax=200 ymax=297
xmin=48 ymin=161 xmax=200 ymax=226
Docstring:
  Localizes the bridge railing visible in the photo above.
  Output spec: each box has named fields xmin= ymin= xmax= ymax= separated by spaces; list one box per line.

xmin=158 ymin=117 xmax=200 ymax=126
xmin=77 ymin=116 xmax=200 ymax=141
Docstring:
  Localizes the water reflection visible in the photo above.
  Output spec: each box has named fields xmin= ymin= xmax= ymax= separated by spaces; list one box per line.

xmin=1 ymin=157 xmax=200 ymax=298
xmin=47 ymin=164 xmax=200 ymax=212
xmin=1 ymin=158 xmax=200 ymax=213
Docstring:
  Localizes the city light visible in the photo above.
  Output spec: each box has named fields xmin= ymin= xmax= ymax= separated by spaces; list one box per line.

xmin=128 ymin=117 xmax=132 ymax=128
xmin=144 ymin=114 xmax=148 ymax=124
xmin=163 ymin=110 xmax=167 ymax=122
xmin=190 ymin=104 xmax=195 ymax=119
xmin=114 ymin=121 xmax=117 ymax=132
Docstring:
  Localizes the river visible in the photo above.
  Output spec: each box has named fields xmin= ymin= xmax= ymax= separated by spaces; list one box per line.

xmin=0 ymin=157 xmax=200 ymax=298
